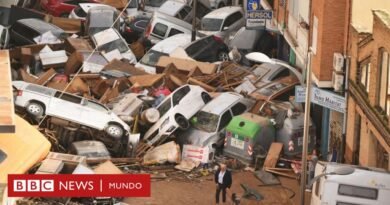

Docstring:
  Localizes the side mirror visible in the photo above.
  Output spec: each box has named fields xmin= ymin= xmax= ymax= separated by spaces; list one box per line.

xmin=223 ymin=26 xmax=229 ymax=31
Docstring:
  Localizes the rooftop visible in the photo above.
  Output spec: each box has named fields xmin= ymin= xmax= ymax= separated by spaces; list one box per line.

xmin=373 ymin=9 xmax=390 ymax=29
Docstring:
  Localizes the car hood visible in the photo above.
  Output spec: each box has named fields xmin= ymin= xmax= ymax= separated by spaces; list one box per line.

xmin=198 ymin=30 xmax=219 ymax=36
xmin=181 ymin=128 xmax=215 ymax=147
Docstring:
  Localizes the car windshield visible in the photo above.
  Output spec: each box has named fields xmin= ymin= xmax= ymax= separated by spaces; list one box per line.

xmin=140 ymin=50 xmax=168 ymax=67
xmin=98 ymin=38 xmax=129 ymax=53
xmin=157 ymin=97 xmax=171 ymax=117
xmin=146 ymin=0 xmax=166 ymax=7
xmin=201 ymin=18 xmax=223 ymax=31
xmin=191 ymin=111 xmax=220 ymax=133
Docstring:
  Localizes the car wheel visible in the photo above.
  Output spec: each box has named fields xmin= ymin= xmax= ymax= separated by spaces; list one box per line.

xmin=175 ymin=115 xmax=189 ymax=130
xmin=26 ymin=102 xmax=44 ymax=118
xmin=217 ymin=51 xmax=229 ymax=61
xmin=201 ymin=92 xmax=211 ymax=103
xmin=106 ymin=124 xmax=124 ymax=139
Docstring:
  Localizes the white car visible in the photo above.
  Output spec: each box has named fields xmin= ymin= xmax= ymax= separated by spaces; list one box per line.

xmin=12 ymin=81 xmax=130 ymax=139
xmin=199 ymin=6 xmax=245 ymax=43
xmin=91 ymin=28 xmax=137 ymax=64
xmin=69 ymin=3 xmax=113 ymax=20
xmin=143 ymin=85 xmax=211 ymax=145
xmin=178 ymin=92 xmax=254 ymax=159
xmin=135 ymin=33 xmax=195 ymax=73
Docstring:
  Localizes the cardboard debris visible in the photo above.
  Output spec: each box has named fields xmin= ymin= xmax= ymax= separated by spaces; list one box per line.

xmin=39 ymin=50 xmax=68 ymax=69
xmin=109 ymin=93 xmax=144 ymax=121
xmin=100 ymin=0 xmax=128 ymax=9
xmin=175 ymin=159 xmax=200 ymax=172
xmin=156 ymin=56 xmax=217 ymax=75
xmin=46 ymin=16 xmax=82 ymax=34
xmin=143 ymin=141 xmax=181 ymax=165
xmin=102 ymin=59 xmax=147 ymax=78
xmin=35 ymin=159 xmax=64 ymax=174
xmin=66 ymin=77 xmax=90 ymax=94
xmin=33 ymin=68 xmax=57 ymax=85
xmin=129 ymin=74 xmax=165 ymax=88
xmin=182 ymin=145 xmax=209 ymax=163
xmin=64 ymin=37 xmax=94 ymax=53
xmin=94 ymin=160 xmax=123 ymax=174
xmin=33 ymin=31 xmax=61 ymax=44
xmin=263 ymin=143 xmax=283 ymax=169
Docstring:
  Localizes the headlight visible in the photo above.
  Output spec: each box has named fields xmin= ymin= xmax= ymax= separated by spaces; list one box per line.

xmin=160 ymin=117 xmax=170 ymax=129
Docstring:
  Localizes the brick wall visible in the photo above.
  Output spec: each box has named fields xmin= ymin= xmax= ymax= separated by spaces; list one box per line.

xmin=310 ymin=0 xmax=348 ymax=83
xmin=345 ymin=10 xmax=390 ymax=170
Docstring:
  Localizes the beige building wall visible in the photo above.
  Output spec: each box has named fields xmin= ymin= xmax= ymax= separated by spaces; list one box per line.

xmin=352 ymin=0 xmax=390 ymax=32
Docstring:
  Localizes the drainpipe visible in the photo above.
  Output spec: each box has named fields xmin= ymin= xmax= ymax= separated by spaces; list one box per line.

xmin=341 ymin=0 xmax=352 ymax=163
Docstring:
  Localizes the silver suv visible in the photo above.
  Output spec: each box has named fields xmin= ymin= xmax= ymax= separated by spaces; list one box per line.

xmin=12 ymin=81 xmax=130 ymax=139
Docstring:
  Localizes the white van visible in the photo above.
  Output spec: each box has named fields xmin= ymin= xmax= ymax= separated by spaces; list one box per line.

xmin=311 ymin=162 xmax=390 ymax=205
xmin=145 ymin=11 xmax=193 ymax=45
xmin=135 ymin=33 xmax=194 ymax=73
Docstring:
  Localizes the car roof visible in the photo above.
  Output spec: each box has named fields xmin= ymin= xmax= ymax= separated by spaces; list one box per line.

xmin=203 ymin=6 xmax=242 ymax=19
xmin=92 ymin=28 xmax=121 ymax=46
xmin=158 ymin=0 xmax=186 ymax=16
xmin=151 ymin=33 xmax=192 ymax=53
xmin=17 ymin=18 xmax=64 ymax=34
xmin=80 ymin=3 xmax=113 ymax=13
xmin=153 ymin=11 xmax=193 ymax=30
xmin=89 ymin=5 xmax=117 ymax=13
xmin=201 ymin=92 xmax=242 ymax=115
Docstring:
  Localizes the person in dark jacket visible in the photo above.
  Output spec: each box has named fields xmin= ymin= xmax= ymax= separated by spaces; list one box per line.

xmin=214 ymin=163 xmax=232 ymax=205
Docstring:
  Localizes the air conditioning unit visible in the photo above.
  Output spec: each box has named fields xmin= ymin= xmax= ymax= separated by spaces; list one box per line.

xmin=333 ymin=53 xmax=345 ymax=72
xmin=332 ymin=72 xmax=344 ymax=92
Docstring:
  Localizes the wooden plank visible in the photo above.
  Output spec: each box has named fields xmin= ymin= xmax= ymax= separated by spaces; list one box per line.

xmin=0 ymin=50 xmax=15 ymax=133
xmin=263 ymin=142 xmax=284 ymax=169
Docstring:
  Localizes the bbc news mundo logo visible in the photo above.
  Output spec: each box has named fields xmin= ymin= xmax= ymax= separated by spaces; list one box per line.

xmin=8 ymin=174 xmax=150 ymax=197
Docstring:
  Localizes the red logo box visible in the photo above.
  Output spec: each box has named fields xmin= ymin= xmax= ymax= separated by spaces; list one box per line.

xmin=8 ymin=174 xmax=151 ymax=197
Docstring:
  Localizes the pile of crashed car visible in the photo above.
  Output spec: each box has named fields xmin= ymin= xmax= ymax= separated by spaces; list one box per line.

xmin=1 ymin=0 xmax=317 ymax=204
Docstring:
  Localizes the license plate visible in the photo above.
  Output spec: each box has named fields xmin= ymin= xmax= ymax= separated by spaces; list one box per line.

xmin=230 ymin=138 xmax=245 ymax=149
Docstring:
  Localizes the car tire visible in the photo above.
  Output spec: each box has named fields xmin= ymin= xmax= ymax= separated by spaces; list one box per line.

xmin=217 ymin=51 xmax=229 ymax=61
xmin=26 ymin=102 xmax=44 ymax=118
xmin=201 ymin=92 xmax=211 ymax=103
xmin=175 ymin=114 xmax=190 ymax=130
xmin=106 ymin=124 xmax=124 ymax=139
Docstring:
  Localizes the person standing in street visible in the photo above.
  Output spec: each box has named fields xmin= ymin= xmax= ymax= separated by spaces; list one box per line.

xmin=215 ymin=163 xmax=232 ymax=205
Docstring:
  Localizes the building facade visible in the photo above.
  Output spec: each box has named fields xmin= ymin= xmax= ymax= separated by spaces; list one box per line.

xmin=261 ymin=0 xmax=348 ymax=160
xmin=345 ymin=10 xmax=390 ymax=170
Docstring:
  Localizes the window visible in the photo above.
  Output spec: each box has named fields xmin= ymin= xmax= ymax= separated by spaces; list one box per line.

xmin=85 ymin=100 xmax=108 ymax=112
xmin=378 ymin=49 xmax=390 ymax=117
xmin=178 ymin=6 xmax=191 ymax=19
xmin=376 ymin=139 xmax=389 ymax=170
xmin=152 ymin=23 xmax=168 ymax=37
xmin=358 ymin=60 xmax=371 ymax=93
xmin=0 ymin=149 xmax=6 ymax=164
xmin=172 ymin=85 xmax=190 ymax=106
xmin=338 ymin=184 xmax=378 ymax=200
xmin=55 ymin=92 xmax=82 ymax=104
xmin=231 ymin=102 xmax=247 ymax=115
xmin=157 ymin=97 xmax=172 ymax=117
xmin=336 ymin=202 xmax=360 ymax=205
xmin=168 ymin=28 xmax=183 ymax=37
xmin=223 ymin=12 xmax=243 ymax=28
xmin=218 ymin=111 xmax=232 ymax=131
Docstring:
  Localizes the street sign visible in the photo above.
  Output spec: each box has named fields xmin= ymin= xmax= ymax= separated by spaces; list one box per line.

xmin=295 ymin=86 xmax=306 ymax=103
xmin=245 ymin=0 xmax=273 ymax=29
xmin=294 ymin=86 xmax=346 ymax=113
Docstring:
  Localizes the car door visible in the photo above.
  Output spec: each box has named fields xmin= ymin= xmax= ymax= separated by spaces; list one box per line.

xmin=48 ymin=92 xmax=83 ymax=124
xmin=80 ymin=99 xmax=110 ymax=130
xmin=227 ymin=12 xmax=244 ymax=33
xmin=215 ymin=110 xmax=233 ymax=144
